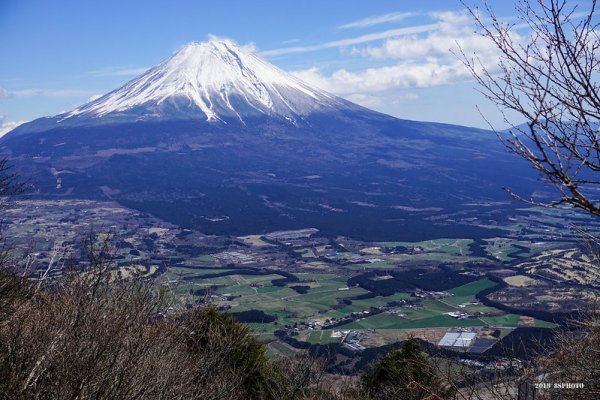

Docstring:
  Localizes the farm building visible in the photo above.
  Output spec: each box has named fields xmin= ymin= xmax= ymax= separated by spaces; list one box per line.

xmin=438 ymin=331 xmax=477 ymax=349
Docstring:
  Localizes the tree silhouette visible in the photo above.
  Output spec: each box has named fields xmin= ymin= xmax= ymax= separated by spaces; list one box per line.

xmin=461 ymin=0 xmax=600 ymax=215
xmin=361 ymin=338 xmax=453 ymax=399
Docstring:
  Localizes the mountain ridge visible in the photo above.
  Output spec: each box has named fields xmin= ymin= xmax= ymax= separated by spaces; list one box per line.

xmin=0 ymin=39 xmax=540 ymax=241
xmin=7 ymin=39 xmax=366 ymax=138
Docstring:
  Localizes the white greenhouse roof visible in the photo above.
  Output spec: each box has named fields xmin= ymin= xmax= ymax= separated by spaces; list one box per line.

xmin=438 ymin=332 xmax=476 ymax=348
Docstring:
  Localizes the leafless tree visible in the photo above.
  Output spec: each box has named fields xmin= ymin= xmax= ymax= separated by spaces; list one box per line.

xmin=0 ymin=243 xmax=250 ymax=400
xmin=0 ymin=228 xmax=336 ymax=400
xmin=461 ymin=0 xmax=600 ymax=215
xmin=459 ymin=2 xmax=600 ymax=398
xmin=534 ymin=315 xmax=600 ymax=399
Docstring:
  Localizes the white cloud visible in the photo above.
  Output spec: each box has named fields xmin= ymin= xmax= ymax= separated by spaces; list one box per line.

xmin=429 ymin=10 xmax=471 ymax=26
xmin=359 ymin=11 xmax=500 ymax=62
xmin=0 ymin=117 xmax=27 ymax=138
xmin=290 ymin=10 xmax=510 ymax=101
xmin=361 ymin=33 xmax=492 ymax=60
xmin=290 ymin=67 xmax=334 ymax=91
xmin=292 ymin=61 xmax=475 ymax=94
xmin=337 ymin=12 xmax=414 ymax=30
xmin=260 ymin=23 xmax=439 ymax=56
xmin=345 ymin=93 xmax=382 ymax=108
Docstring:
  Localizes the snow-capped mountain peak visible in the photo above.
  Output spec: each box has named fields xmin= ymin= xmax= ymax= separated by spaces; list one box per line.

xmin=63 ymin=39 xmax=343 ymax=124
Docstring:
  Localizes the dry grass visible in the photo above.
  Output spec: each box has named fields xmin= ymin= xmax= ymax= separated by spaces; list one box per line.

xmin=0 ymin=233 xmax=328 ymax=400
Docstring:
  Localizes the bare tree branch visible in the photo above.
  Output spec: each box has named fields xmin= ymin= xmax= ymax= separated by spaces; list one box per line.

xmin=460 ymin=0 xmax=600 ymax=216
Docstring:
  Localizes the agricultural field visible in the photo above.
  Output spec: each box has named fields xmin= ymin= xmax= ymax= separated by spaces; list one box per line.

xmin=377 ymin=238 xmax=474 ymax=256
xmin=181 ymin=264 xmax=560 ymax=350
xmin=515 ymin=248 xmax=600 ymax=285
xmin=4 ymin=200 xmax=596 ymax=357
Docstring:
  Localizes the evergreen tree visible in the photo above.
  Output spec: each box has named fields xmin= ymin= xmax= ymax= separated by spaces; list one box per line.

xmin=185 ymin=307 xmax=272 ymax=399
xmin=361 ymin=338 xmax=452 ymax=399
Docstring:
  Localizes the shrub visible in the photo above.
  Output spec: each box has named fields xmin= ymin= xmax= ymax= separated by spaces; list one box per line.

xmin=360 ymin=338 xmax=454 ymax=400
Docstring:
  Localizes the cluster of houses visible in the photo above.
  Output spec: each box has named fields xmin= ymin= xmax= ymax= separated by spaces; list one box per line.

xmin=445 ymin=311 xmax=476 ymax=320
xmin=305 ymin=321 xmax=322 ymax=330
xmin=213 ymin=251 xmax=256 ymax=264
xmin=412 ymin=289 xmax=452 ymax=299
xmin=460 ymin=358 xmax=522 ymax=370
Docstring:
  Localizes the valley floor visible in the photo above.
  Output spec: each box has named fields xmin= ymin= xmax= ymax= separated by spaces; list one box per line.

xmin=4 ymin=198 xmax=599 ymax=367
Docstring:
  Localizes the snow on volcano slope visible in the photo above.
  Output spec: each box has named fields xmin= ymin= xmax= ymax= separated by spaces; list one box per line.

xmin=63 ymin=39 xmax=346 ymax=124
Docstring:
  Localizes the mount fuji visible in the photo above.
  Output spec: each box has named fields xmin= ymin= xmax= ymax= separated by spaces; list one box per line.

xmin=63 ymin=40 xmax=349 ymax=124
xmin=8 ymin=40 xmax=364 ymax=134
xmin=1 ymin=40 xmax=538 ymax=241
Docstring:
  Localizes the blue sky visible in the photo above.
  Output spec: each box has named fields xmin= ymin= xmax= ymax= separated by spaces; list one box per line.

xmin=0 ymin=1 xmax=540 ymax=133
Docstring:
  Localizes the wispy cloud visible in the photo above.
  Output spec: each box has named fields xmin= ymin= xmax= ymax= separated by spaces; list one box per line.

xmin=344 ymin=93 xmax=382 ymax=108
xmin=337 ymin=11 xmax=414 ymax=30
xmin=260 ymin=23 xmax=438 ymax=56
xmin=0 ymin=86 xmax=11 ymax=99
xmin=289 ymin=10 xmax=508 ymax=102
xmin=358 ymin=11 xmax=500 ymax=61
xmin=292 ymin=61 xmax=474 ymax=94
xmin=87 ymin=65 xmax=149 ymax=77
xmin=205 ymin=34 xmax=257 ymax=53
xmin=1 ymin=84 xmax=94 ymax=99
xmin=10 ymin=88 xmax=93 ymax=97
